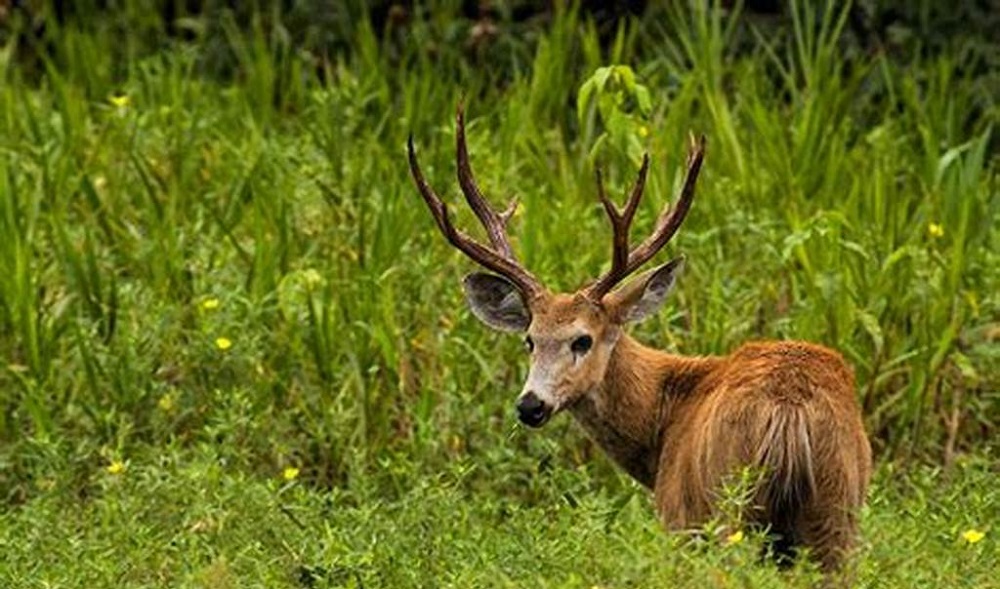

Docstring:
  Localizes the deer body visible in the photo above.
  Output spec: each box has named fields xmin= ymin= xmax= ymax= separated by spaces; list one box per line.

xmin=408 ymin=106 xmax=872 ymax=572
xmin=573 ymin=333 xmax=871 ymax=569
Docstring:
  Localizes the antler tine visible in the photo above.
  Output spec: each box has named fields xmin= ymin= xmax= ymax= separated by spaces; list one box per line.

xmin=591 ymin=155 xmax=651 ymax=299
xmin=456 ymin=103 xmax=517 ymax=258
xmin=625 ymin=134 xmax=706 ymax=273
xmin=586 ymin=135 xmax=706 ymax=301
xmin=407 ymin=133 xmax=542 ymax=298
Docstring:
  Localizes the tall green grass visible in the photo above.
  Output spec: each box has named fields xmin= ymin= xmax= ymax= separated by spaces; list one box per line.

xmin=0 ymin=1 xmax=997 ymax=508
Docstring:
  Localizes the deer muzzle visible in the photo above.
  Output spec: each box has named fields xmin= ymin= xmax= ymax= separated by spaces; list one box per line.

xmin=516 ymin=391 xmax=551 ymax=428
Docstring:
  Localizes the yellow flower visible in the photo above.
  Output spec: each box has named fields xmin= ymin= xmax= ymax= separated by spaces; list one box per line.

xmin=158 ymin=392 xmax=175 ymax=412
xmin=283 ymin=467 xmax=300 ymax=481
xmin=725 ymin=530 xmax=744 ymax=545
xmin=962 ymin=529 xmax=985 ymax=544
xmin=928 ymin=223 xmax=944 ymax=238
xmin=215 ymin=337 xmax=232 ymax=351
xmin=303 ymin=269 xmax=323 ymax=287
xmin=201 ymin=298 xmax=220 ymax=311
xmin=106 ymin=460 xmax=126 ymax=475
xmin=638 ymin=125 xmax=650 ymax=138
xmin=109 ymin=94 xmax=130 ymax=108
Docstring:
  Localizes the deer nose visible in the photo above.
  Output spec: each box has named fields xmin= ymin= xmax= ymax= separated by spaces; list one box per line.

xmin=516 ymin=392 xmax=551 ymax=428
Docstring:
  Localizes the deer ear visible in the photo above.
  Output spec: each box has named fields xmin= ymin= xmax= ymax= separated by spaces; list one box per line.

xmin=462 ymin=273 xmax=531 ymax=332
xmin=606 ymin=256 xmax=684 ymax=324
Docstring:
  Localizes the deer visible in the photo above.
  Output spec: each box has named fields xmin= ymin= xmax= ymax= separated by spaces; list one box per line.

xmin=407 ymin=105 xmax=872 ymax=573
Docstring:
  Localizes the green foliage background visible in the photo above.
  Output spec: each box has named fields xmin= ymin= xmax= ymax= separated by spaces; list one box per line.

xmin=0 ymin=1 xmax=997 ymax=586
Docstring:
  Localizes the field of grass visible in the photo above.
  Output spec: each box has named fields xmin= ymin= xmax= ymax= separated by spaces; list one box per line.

xmin=0 ymin=2 xmax=997 ymax=587
xmin=2 ymin=448 xmax=998 ymax=587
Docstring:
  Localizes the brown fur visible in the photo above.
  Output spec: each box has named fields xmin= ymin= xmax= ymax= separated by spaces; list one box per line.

xmin=508 ymin=290 xmax=873 ymax=571
xmin=573 ymin=327 xmax=871 ymax=572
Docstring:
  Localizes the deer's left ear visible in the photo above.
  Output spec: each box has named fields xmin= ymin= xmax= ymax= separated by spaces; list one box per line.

xmin=605 ymin=256 xmax=684 ymax=324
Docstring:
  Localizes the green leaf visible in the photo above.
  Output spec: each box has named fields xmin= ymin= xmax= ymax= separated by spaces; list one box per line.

xmin=577 ymin=77 xmax=596 ymax=126
xmin=856 ymin=309 xmax=884 ymax=352
xmin=951 ymin=351 xmax=979 ymax=384
xmin=636 ymin=86 xmax=652 ymax=115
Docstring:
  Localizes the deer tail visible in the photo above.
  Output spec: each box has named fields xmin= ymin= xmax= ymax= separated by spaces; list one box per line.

xmin=755 ymin=404 xmax=817 ymax=560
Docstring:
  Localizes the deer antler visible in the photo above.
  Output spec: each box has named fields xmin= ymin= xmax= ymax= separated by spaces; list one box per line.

xmin=586 ymin=134 xmax=706 ymax=301
xmin=407 ymin=104 xmax=543 ymax=299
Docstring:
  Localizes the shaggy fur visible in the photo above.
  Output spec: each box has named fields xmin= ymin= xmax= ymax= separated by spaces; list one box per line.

xmin=503 ymin=291 xmax=872 ymax=571
xmin=576 ymin=333 xmax=872 ymax=571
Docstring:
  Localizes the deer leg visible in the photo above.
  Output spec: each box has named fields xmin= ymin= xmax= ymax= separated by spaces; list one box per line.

xmin=796 ymin=499 xmax=861 ymax=574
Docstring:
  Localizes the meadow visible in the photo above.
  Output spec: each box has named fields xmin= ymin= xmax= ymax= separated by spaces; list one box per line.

xmin=0 ymin=2 xmax=997 ymax=587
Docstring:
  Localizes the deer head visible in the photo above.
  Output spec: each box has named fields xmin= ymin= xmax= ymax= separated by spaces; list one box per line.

xmin=408 ymin=105 xmax=705 ymax=428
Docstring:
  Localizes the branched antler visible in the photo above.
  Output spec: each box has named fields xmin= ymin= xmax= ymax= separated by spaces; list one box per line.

xmin=408 ymin=105 xmax=704 ymax=303
xmin=455 ymin=107 xmax=519 ymax=259
xmin=585 ymin=134 xmax=706 ymax=301
xmin=407 ymin=104 xmax=542 ymax=299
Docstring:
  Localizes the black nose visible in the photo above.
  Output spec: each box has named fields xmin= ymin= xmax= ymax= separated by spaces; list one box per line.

xmin=516 ymin=392 xmax=551 ymax=428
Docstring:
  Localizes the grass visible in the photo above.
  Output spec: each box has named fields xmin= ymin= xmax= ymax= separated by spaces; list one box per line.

xmin=0 ymin=1 xmax=998 ymax=587
xmin=2 ymin=446 xmax=998 ymax=587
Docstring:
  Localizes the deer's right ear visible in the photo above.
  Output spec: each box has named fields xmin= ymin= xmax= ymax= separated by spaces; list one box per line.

xmin=462 ymin=273 xmax=531 ymax=332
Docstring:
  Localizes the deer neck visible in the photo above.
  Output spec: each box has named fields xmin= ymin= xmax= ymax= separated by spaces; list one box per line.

xmin=569 ymin=333 xmax=718 ymax=488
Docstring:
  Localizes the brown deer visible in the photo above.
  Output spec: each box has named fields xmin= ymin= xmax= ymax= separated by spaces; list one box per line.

xmin=407 ymin=106 xmax=872 ymax=572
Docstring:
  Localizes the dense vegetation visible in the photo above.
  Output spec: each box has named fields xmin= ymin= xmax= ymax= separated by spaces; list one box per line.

xmin=0 ymin=1 xmax=997 ymax=587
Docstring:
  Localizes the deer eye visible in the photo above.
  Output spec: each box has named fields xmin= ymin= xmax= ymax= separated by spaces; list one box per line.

xmin=524 ymin=336 xmax=534 ymax=353
xmin=570 ymin=335 xmax=593 ymax=355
